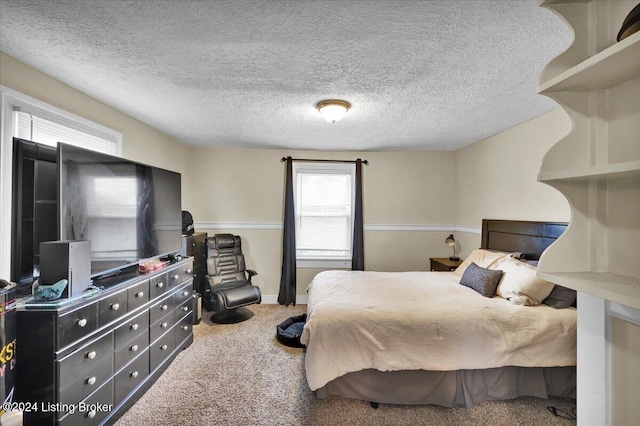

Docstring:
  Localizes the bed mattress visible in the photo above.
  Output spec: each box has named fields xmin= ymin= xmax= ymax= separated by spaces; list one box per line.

xmin=301 ymin=270 xmax=576 ymax=392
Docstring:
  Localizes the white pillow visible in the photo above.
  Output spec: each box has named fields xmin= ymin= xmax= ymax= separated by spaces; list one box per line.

xmin=495 ymin=257 xmax=554 ymax=306
xmin=453 ymin=249 xmax=510 ymax=277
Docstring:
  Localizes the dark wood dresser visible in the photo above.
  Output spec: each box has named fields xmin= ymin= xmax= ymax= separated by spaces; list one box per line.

xmin=15 ymin=258 xmax=194 ymax=425
xmin=182 ymin=232 xmax=207 ymax=297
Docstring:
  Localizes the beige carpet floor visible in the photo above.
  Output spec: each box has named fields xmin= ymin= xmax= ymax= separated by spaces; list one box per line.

xmin=115 ymin=304 xmax=576 ymax=425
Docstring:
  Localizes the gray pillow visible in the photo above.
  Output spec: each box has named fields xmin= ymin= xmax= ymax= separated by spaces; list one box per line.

xmin=542 ymin=285 xmax=577 ymax=309
xmin=459 ymin=262 xmax=504 ymax=297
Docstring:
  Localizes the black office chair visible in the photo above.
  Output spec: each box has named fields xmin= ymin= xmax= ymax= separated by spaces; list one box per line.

xmin=204 ymin=234 xmax=261 ymax=324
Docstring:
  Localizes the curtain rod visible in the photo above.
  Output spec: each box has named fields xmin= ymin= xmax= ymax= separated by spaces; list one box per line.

xmin=280 ymin=157 xmax=368 ymax=165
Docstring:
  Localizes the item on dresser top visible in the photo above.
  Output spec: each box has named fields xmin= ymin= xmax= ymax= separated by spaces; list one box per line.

xmin=139 ymin=258 xmax=167 ymax=273
xmin=31 ymin=278 xmax=68 ymax=301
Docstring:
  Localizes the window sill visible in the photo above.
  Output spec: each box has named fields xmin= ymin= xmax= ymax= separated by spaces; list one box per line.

xmin=297 ymin=258 xmax=352 ymax=269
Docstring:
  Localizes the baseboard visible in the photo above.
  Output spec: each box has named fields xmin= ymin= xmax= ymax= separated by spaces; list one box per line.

xmin=261 ymin=294 xmax=308 ymax=305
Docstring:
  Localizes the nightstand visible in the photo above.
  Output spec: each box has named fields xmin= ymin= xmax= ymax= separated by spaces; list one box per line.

xmin=430 ymin=257 xmax=463 ymax=272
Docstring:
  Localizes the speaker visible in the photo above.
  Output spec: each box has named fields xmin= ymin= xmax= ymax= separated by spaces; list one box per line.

xmin=40 ymin=240 xmax=91 ymax=298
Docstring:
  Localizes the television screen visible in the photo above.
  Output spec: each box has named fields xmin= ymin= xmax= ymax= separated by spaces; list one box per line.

xmin=58 ymin=143 xmax=182 ymax=277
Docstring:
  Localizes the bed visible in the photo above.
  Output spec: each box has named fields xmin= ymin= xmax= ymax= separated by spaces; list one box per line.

xmin=300 ymin=219 xmax=575 ymax=407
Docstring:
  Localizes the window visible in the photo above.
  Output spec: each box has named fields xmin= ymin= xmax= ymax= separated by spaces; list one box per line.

xmin=13 ymin=109 xmax=119 ymax=155
xmin=292 ymin=162 xmax=355 ymax=268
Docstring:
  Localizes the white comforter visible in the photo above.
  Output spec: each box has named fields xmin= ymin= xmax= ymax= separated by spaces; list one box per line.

xmin=300 ymin=270 xmax=576 ymax=391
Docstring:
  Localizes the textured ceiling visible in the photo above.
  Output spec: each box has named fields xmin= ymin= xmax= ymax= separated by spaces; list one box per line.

xmin=0 ymin=0 xmax=572 ymax=151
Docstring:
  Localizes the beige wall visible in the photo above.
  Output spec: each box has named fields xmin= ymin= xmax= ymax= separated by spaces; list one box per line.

xmin=454 ymin=108 xmax=572 ymax=257
xmin=190 ymin=147 xmax=457 ymax=298
xmin=0 ymin=52 xmax=195 ymax=207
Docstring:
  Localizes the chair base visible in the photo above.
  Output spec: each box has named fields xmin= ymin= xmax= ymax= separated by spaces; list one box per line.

xmin=210 ymin=307 xmax=254 ymax=324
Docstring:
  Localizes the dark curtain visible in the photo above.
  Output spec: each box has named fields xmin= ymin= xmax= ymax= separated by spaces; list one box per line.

xmin=352 ymin=159 xmax=364 ymax=270
xmin=278 ymin=156 xmax=297 ymax=305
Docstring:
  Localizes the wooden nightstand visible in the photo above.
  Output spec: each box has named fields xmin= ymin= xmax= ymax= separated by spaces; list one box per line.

xmin=430 ymin=257 xmax=463 ymax=272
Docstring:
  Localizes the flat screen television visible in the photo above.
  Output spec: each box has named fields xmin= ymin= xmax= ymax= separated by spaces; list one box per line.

xmin=58 ymin=143 xmax=182 ymax=278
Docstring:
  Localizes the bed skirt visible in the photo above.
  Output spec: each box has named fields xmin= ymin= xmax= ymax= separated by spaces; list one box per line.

xmin=315 ymin=366 xmax=576 ymax=408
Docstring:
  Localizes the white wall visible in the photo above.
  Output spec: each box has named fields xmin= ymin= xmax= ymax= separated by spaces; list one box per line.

xmin=454 ymin=108 xmax=572 ymax=257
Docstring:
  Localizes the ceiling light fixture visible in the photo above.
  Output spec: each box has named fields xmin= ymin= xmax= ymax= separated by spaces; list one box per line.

xmin=316 ymin=100 xmax=350 ymax=124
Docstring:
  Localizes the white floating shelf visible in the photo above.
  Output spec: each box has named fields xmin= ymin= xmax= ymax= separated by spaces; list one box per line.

xmin=538 ymin=31 xmax=640 ymax=93
xmin=538 ymin=160 xmax=640 ymax=182
xmin=538 ymin=271 xmax=640 ymax=310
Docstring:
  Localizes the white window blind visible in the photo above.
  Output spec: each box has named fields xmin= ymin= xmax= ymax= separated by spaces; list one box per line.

xmin=293 ymin=163 xmax=355 ymax=260
xmin=14 ymin=110 xmax=118 ymax=155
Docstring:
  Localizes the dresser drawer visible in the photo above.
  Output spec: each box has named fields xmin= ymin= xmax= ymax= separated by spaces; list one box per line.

xmin=114 ymin=309 xmax=149 ymax=349
xmin=59 ymin=378 xmax=113 ymax=426
xmin=149 ymin=272 xmax=168 ymax=299
xmin=174 ymin=312 xmax=192 ymax=346
xmin=58 ymin=332 xmax=113 ymax=389
xmin=149 ymin=330 xmax=175 ymax=373
xmin=150 ymin=311 xmax=175 ymax=343
xmin=168 ymin=263 xmax=193 ymax=288
xmin=59 ymin=355 xmax=113 ymax=407
xmin=174 ymin=283 xmax=192 ymax=306
xmin=175 ymin=296 xmax=191 ymax=320
xmin=149 ymin=292 xmax=175 ymax=324
xmin=58 ymin=304 xmax=98 ymax=349
xmin=127 ymin=280 xmax=150 ymax=311
xmin=114 ymin=331 xmax=149 ymax=372
xmin=98 ymin=290 xmax=128 ymax=327
xmin=114 ymin=349 xmax=150 ymax=405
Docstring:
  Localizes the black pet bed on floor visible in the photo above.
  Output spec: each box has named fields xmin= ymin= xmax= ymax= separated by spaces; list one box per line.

xmin=276 ymin=314 xmax=307 ymax=348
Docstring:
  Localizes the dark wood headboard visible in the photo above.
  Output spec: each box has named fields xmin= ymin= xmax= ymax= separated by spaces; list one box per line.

xmin=481 ymin=219 xmax=567 ymax=260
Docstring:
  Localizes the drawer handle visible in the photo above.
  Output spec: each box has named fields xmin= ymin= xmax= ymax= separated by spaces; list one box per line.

xmin=156 ymin=282 xmax=164 ymax=289
xmin=77 ymin=318 xmax=87 ymax=327
xmin=161 ymin=322 xmax=168 ymax=328
xmin=87 ymin=410 xmax=97 ymax=419
xmin=111 ymin=303 xmax=120 ymax=311
xmin=160 ymin=344 xmax=168 ymax=351
xmin=182 ymin=291 xmax=189 ymax=297
xmin=161 ymin=304 xmax=168 ymax=311
xmin=181 ymin=306 xmax=188 ymax=312
xmin=135 ymin=291 xmax=144 ymax=298
xmin=181 ymin=325 xmax=188 ymax=331
xmin=172 ymin=274 xmax=179 ymax=281
xmin=86 ymin=376 xmax=96 ymax=386
xmin=86 ymin=351 xmax=97 ymax=360
xmin=131 ymin=323 xmax=139 ymax=331
xmin=130 ymin=371 xmax=139 ymax=378
xmin=130 ymin=344 xmax=139 ymax=352
xmin=186 ymin=268 xmax=192 ymax=274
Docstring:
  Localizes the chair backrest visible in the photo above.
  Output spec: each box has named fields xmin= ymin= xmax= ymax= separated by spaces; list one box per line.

xmin=206 ymin=234 xmax=249 ymax=289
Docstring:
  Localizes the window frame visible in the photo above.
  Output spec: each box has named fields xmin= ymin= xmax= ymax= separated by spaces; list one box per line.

xmin=292 ymin=161 xmax=355 ymax=269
